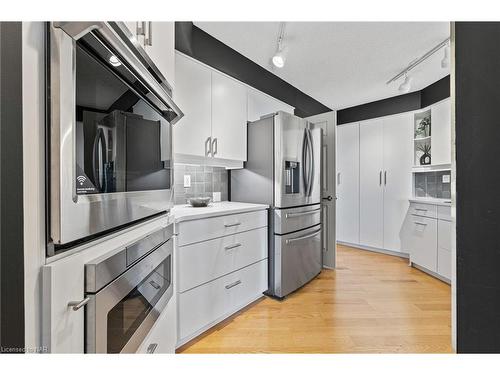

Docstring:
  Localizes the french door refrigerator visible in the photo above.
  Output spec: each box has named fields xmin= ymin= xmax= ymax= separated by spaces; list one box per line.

xmin=231 ymin=111 xmax=322 ymax=298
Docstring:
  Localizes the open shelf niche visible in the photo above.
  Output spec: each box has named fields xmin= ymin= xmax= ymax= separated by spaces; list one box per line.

xmin=413 ymin=108 xmax=432 ymax=166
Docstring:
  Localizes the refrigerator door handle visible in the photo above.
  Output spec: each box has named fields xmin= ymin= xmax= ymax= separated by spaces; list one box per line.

xmin=307 ymin=128 xmax=314 ymax=197
xmin=301 ymin=128 xmax=308 ymax=196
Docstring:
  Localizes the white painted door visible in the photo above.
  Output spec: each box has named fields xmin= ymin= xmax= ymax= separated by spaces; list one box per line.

xmin=431 ymin=98 xmax=451 ymax=166
xmin=336 ymin=122 xmax=360 ymax=245
xmin=211 ymin=70 xmax=248 ymax=161
xmin=247 ymin=88 xmax=294 ymax=122
xmin=144 ymin=22 xmax=175 ymax=89
xmin=382 ymin=113 xmax=413 ymax=253
xmin=359 ymin=119 xmax=384 ymax=249
xmin=173 ymin=53 xmax=212 ymax=158
xmin=306 ymin=111 xmax=336 ymax=269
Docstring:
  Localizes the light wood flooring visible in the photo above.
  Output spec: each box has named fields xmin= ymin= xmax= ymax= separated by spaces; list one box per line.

xmin=177 ymin=244 xmax=452 ymax=353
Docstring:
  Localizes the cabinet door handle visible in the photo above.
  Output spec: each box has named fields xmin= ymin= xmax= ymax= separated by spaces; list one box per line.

xmin=136 ymin=21 xmax=146 ymax=36
xmin=205 ymin=137 xmax=212 ymax=157
xmin=145 ymin=21 xmax=153 ymax=46
xmin=225 ymin=280 xmax=242 ymax=289
xmin=147 ymin=343 xmax=158 ymax=354
xmin=212 ymin=138 xmax=218 ymax=157
xmin=224 ymin=243 xmax=242 ymax=251
xmin=224 ymin=222 xmax=241 ymax=228
xmin=379 ymin=171 xmax=382 ymax=186
xmin=337 ymin=172 xmax=341 ymax=185
xmin=67 ymin=297 xmax=90 ymax=311
xmin=384 ymin=171 xmax=387 ymax=186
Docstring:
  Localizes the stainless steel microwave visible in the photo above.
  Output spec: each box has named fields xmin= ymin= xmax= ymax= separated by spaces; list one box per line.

xmin=47 ymin=22 xmax=183 ymax=254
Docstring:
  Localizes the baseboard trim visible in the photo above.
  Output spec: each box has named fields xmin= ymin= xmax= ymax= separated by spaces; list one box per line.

xmin=337 ymin=241 xmax=409 ymax=259
xmin=411 ymin=263 xmax=451 ymax=285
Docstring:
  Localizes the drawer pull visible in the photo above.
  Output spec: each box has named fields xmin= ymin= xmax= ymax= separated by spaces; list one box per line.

xmin=67 ymin=297 xmax=90 ymax=311
xmin=224 ymin=222 xmax=241 ymax=228
xmin=285 ymin=208 xmax=321 ymax=218
xmin=414 ymin=221 xmax=428 ymax=226
xmin=224 ymin=243 xmax=242 ymax=251
xmin=225 ymin=280 xmax=242 ymax=289
xmin=147 ymin=343 xmax=158 ymax=354
xmin=149 ymin=280 xmax=161 ymax=290
xmin=415 ymin=208 xmax=428 ymax=212
xmin=285 ymin=228 xmax=322 ymax=244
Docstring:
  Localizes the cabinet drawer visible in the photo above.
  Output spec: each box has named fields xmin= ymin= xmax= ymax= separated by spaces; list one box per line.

xmin=438 ymin=205 xmax=452 ymax=221
xmin=136 ymin=295 xmax=177 ymax=354
xmin=409 ymin=202 xmax=437 ymax=218
xmin=409 ymin=215 xmax=438 ymax=272
xmin=178 ymin=227 xmax=268 ymax=292
xmin=178 ymin=259 xmax=267 ymax=342
xmin=437 ymin=248 xmax=451 ymax=280
xmin=438 ymin=219 xmax=452 ymax=252
xmin=177 ymin=210 xmax=267 ymax=246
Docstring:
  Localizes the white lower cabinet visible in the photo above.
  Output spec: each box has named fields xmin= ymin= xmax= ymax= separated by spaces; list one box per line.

xmin=136 ymin=294 xmax=177 ymax=354
xmin=437 ymin=219 xmax=452 ymax=280
xmin=175 ymin=210 xmax=268 ymax=347
xmin=408 ymin=215 xmax=438 ymax=272
xmin=178 ymin=259 xmax=267 ymax=342
xmin=405 ymin=202 xmax=452 ymax=282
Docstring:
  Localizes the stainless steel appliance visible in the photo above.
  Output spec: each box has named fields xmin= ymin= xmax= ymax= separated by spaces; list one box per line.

xmin=85 ymin=224 xmax=174 ymax=353
xmin=231 ymin=111 xmax=322 ymax=298
xmin=48 ymin=22 xmax=183 ymax=254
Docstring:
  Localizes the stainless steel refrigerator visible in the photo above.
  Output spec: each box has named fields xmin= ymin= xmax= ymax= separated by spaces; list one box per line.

xmin=231 ymin=111 xmax=322 ymax=298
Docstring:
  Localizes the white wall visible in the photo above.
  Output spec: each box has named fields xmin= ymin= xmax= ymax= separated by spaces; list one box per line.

xmin=22 ymin=21 xmax=46 ymax=351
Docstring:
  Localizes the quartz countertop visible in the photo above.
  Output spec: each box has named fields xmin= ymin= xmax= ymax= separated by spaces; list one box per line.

xmin=409 ymin=198 xmax=452 ymax=207
xmin=171 ymin=201 xmax=269 ymax=223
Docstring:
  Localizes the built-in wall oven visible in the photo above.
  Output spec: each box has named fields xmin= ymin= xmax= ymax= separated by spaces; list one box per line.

xmin=47 ymin=22 xmax=183 ymax=255
xmin=85 ymin=224 xmax=174 ymax=353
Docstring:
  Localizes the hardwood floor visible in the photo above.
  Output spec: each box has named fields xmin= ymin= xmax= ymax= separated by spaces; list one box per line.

xmin=177 ymin=244 xmax=452 ymax=353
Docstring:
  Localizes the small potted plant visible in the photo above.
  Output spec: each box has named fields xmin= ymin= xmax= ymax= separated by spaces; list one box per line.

xmin=417 ymin=143 xmax=431 ymax=165
xmin=415 ymin=117 xmax=431 ymax=138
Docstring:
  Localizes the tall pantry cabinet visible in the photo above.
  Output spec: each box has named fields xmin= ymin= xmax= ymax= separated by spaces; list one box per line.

xmin=337 ymin=112 xmax=413 ymax=254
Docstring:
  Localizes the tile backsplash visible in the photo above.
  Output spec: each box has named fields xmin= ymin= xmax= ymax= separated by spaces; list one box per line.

xmin=173 ymin=164 xmax=229 ymax=205
xmin=414 ymin=171 xmax=451 ymax=199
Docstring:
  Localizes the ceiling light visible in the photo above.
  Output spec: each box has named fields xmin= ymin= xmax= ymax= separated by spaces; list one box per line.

xmin=272 ymin=50 xmax=286 ymax=68
xmin=272 ymin=22 xmax=287 ymax=69
xmin=441 ymin=45 xmax=450 ymax=69
xmin=399 ymin=74 xmax=412 ymax=93
xmin=109 ymin=55 xmax=121 ymax=67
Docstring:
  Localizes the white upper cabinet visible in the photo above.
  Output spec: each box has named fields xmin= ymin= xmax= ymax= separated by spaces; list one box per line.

xmin=211 ymin=70 xmax=248 ymax=161
xmin=173 ymin=52 xmax=249 ymax=166
xmin=382 ymin=113 xmax=413 ymax=253
xmin=247 ymin=88 xmax=294 ymax=122
xmin=336 ymin=122 xmax=360 ymax=245
xmin=359 ymin=119 xmax=384 ymax=249
xmin=431 ymin=98 xmax=451 ymax=166
xmin=173 ymin=53 xmax=212 ymax=158
xmin=144 ymin=22 xmax=175 ymax=89
xmin=122 ymin=22 xmax=175 ymax=90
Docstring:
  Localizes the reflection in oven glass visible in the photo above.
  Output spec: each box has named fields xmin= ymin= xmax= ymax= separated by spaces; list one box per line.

xmin=106 ymin=255 xmax=171 ymax=353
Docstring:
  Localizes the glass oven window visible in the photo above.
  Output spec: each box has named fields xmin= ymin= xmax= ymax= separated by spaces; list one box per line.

xmin=106 ymin=254 xmax=171 ymax=353
xmin=74 ymin=40 xmax=172 ymax=195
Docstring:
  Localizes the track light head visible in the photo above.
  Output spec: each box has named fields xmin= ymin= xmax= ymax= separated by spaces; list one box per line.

xmin=399 ymin=75 xmax=412 ymax=93
xmin=272 ymin=49 xmax=286 ymax=68
xmin=441 ymin=45 xmax=450 ymax=69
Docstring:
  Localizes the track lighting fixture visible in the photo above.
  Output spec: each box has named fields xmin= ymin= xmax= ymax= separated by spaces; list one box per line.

xmin=441 ymin=44 xmax=450 ymax=69
xmin=272 ymin=22 xmax=287 ymax=69
xmin=399 ymin=74 xmax=412 ymax=93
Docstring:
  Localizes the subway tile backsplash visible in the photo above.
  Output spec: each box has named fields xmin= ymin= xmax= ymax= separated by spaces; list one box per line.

xmin=414 ymin=171 xmax=451 ymax=199
xmin=173 ymin=164 xmax=229 ymax=205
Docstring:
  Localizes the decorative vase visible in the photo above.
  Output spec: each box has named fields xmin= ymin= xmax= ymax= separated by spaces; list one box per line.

xmin=420 ymin=152 xmax=431 ymax=165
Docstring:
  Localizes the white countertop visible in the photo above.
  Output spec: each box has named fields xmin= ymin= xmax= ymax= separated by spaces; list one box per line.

xmin=409 ymin=198 xmax=452 ymax=207
xmin=171 ymin=201 xmax=269 ymax=222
